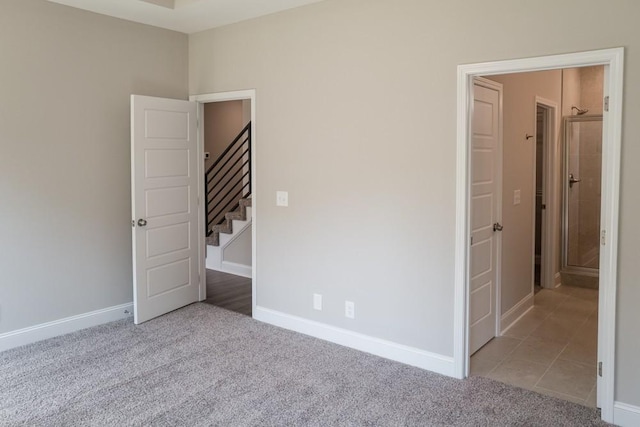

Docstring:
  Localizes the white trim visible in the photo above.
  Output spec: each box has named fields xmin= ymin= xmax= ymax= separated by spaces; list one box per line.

xmin=554 ymin=272 xmax=562 ymax=287
xmin=530 ymin=100 xmax=538 ymax=295
xmin=455 ymin=48 xmax=624 ymax=423
xmin=191 ymin=90 xmax=254 ymax=104
xmin=597 ymin=52 xmax=623 ymax=416
xmin=219 ymin=260 xmax=252 ymax=278
xmin=500 ymin=293 xmax=534 ymax=334
xmin=533 ymin=97 xmax=559 ymax=290
xmin=220 ymin=212 xmax=252 ymax=248
xmin=0 ymin=303 xmax=133 ymax=352
xmin=453 ymin=56 xmax=470 ymax=380
xmin=614 ymin=402 xmax=640 ymax=427
xmin=190 ymin=89 xmax=257 ymax=315
xmin=196 ymin=102 xmax=206 ymax=302
xmin=205 ymin=213 xmax=252 ymax=274
xmin=254 ymin=306 xmax=455 ymax=377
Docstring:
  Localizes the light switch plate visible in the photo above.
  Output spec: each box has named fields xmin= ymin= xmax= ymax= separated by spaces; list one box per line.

xmin=514 ymin=189 xmax=521 ymax=205
xmin=276 ymin=191 xmax=288 ymax=207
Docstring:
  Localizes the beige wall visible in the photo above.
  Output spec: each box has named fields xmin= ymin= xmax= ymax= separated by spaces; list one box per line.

xmin=223 ymin=225 xmax=252 ymax=266
xmin=488 ymin=71 xmax=563 ymax=313
xmin=242 ymin=99 xmax=252 ymax=127
xmin=0 ymin=1 xmax=188 ymax=332
xmin=581 ymin=66 xmax=604 ymax=115
xmin=563 ymin=66 xmax=604 ymax=116
xmin=189 ymin=0 xmax=640 ymax=406
xmin=204 ymin=100 xmax=244 ymax=169
xmin=562 ymin=68 xmax=583 ymax=117
xmin=2 ymin=0 xmax=638 ymax=411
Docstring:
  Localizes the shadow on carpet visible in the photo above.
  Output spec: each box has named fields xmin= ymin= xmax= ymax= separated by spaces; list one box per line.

xmin=0 ymin=303 xmax=608 ymax=426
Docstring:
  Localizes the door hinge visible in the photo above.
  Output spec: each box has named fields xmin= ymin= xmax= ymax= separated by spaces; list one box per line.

xmin=598 ymin=361 xmax=603 ymax=377
xmin=601 ymin=230 xmax=606 ymax=246
xmin=541 ymin=204 xmax=546 ymax=210
xmin=604 ymin=96 xmax=609 ymax=112
xmin=470 ymin=236 xmax=474 ymax=245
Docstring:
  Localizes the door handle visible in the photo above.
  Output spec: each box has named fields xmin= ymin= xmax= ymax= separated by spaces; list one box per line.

xmin=137 ymin=219 xmax=147 ymax=227
xmin=569 ymin=173 xmax=581 ymax=188
xmin=493 ymin=222 xmax=503 ymax=232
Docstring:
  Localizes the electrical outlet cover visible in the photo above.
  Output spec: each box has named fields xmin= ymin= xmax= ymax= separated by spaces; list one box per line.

xmin=345 ymin=301 xmax=355 ymax=319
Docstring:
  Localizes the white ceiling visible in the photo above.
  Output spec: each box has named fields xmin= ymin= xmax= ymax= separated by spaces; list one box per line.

xmin=48 ymin=0 xmax=325 ymax=34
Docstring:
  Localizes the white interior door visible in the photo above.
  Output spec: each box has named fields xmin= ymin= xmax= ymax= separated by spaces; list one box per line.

xmin=131 ymin=95 xmax=200 ymax=324
xmin=469 ymin=78 xmax=502 ymax=355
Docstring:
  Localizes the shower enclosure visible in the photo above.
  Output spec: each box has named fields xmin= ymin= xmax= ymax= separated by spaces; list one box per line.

xmin=562 ymin=115 xmax=603 ymax=280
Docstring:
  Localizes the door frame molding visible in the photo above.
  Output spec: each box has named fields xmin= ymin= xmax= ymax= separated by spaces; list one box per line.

xmin=454 ymin=48 xmax=624 ymax=423
xmin=533 ymin=96 xmax=559 ymax=290
xmin=190 ymin=89 xmax=257 ymax=315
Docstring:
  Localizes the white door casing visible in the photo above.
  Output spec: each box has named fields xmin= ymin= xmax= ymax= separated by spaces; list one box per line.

xmin=190 ymin=89 xmax=257 ymax=316
xmin=534 ymin=97 xmax=559 ymax=291
xmin=131 ymin=95 xmax=200 ymax=324
xmin=469 ymin=78 xmax=503 ymax=355
xmin=456 ymin=48 xmax=624 ymax=424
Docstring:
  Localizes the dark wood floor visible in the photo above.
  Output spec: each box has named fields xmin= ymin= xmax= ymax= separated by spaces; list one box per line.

xmin=204 ymin=269 xmax=252 ymax=316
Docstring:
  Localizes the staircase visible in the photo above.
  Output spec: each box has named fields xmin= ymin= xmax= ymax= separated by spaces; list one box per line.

xmin=205 ymin=197 xmax=252 ymax=277
xmin=205 ymin=121 xmax=251 ymax=243
xmin=204 ymin=122 xmax=252 ymax=278
xmin=206 ymin=197 xmax=252 ymax=247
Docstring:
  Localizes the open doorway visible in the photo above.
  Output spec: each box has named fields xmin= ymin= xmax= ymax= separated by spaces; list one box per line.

xmin=534 ymin=103 xmax=549 ymax=292
xmin=469 ymin=66 xmax=603 ymax=407
xmin=455 ymin=48 xmax=623 ymax=423
xmin=191 ymin=90 xmax=257 ymax=317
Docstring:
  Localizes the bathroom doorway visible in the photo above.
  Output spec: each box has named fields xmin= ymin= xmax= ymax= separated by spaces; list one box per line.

xmin=533 ymin=100 xmax=555 ymax=292
xmin=468 ymin=64 xmax=606 ymax=409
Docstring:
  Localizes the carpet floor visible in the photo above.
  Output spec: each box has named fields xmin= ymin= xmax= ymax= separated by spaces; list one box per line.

xmin=0 ymin=304 xmax=608 ymax=426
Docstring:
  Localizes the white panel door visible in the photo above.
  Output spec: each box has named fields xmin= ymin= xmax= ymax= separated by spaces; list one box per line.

xmin=131 ymin=95 xmax=199 ymax=324
xmin=469 ymin=78 xmax=502 ymax=355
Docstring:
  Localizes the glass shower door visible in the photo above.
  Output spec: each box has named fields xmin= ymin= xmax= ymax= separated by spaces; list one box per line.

xmin=563 ymin=116 xmax=602 ymax=273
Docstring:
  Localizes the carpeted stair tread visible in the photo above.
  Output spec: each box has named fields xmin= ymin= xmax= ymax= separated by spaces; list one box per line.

xmin=207 ymin=197 xmax=252 ymax=246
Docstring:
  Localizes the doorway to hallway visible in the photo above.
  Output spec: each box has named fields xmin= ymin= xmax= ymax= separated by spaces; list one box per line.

xmin=204 ymin=269 xmax=252 ymax=316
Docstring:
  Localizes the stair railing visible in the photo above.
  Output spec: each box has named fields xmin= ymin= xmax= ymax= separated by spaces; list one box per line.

xmin=205 ymin=122 xmax=251 ymax=235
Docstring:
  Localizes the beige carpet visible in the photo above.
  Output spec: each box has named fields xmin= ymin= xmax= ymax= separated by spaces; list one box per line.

xmin=0 ymin=304 xmax=608 ymax=426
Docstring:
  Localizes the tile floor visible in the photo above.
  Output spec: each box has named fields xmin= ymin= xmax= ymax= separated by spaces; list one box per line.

xmin=470 ymin=285 xmax=599 ymax=407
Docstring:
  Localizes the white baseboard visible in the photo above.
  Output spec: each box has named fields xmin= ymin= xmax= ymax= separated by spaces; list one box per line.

xmin=500 ymin=293 xmax=534 ymax=334
xmin=206 ymin=251 xmax=252 ymax=278
xmin=220 ymin=261 xmax=252 ymax=278
xmin=614 ymin=402 xmax=640 ymax=427
xmin=554 ymin=272 xmax=562 ymax=287
xmin=254 ymin=306 xmax=455 ymax=377
xmin=0 ymin=303 xmax=133 ymax=352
